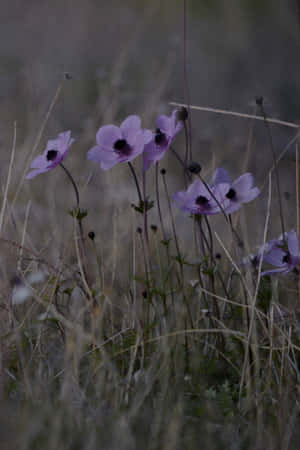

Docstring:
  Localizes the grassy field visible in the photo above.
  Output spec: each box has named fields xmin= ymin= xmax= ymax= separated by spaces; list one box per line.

xmin=2 ymin=1 xmax=300 ymax=449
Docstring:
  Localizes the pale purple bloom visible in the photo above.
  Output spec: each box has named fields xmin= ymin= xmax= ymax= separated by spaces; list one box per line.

xmin=212 ymin=168 xmax=260 ymax=214
xmin=87 ymin=115 xmax=153 ymax=170
xmin=143 ymin=109 xmax=183 ymax=171
xmin=26 ymin=131 xmax=74 ymax=179
xmin=173 ymin=179 xmax=230 ymax=215
xmin=261 ymin=230 xmax=300 ymax=275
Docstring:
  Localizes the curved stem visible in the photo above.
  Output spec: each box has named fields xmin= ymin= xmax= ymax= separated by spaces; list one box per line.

xmin=155 ymin=163 xmax=166 ymax=241
xmin=128 ymin=162 xmax=143 ymax=204
xmin=59 ymin=162 xmax=80 ymax=208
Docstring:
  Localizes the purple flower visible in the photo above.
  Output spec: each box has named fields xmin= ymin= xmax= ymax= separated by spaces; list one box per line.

xmin=143 ymin=109 xmax=183 ymax=171
xmin=212 ymin=168 xmax=260 ymax=214
xmin=173 ymin=179 xmax=230 ymax=215
xmin=87 ymin=115 xmax=153 ymax=170
xmin=261 ymin=230 xmax=300 ymax=275
xmin=26 ymin=131 xmax=75 ymax=179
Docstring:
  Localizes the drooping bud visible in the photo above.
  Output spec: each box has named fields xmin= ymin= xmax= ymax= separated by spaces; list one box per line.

xmin=176 ymin=107 xmax=188 ymax=122
xmin=187 ymin=161 xmax=201 ymax=174
xmin=88 ymin=231 xmax=95 ymax=241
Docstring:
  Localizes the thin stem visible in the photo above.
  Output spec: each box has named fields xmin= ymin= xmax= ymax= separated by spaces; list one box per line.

xmin=183 ymin=122 xmax=189 ymax=188
xmin=59 ymin=163 xmax=91 ymax=300
xmin=258 ymin=102 xmax=286 ymax=240
xmin=170 ymin=145 xmax=191 ymax=181
xmin=155 ymin=163 xmax=175 ymax=309
xmin=128 ymin=162 xmax=143 ymax=204
xmin=155 ymin=163 xmax=167 ymax=241
xmin=59 ymin=163 xmax=80 ymax=208
xmin=169 ymin=102 xmax=300 ymax=130
xmin=162 ymin=170 xmax=194 ymax=328
xmin=142 ymin=169 xmax=149 ymax=247
xmin=183 ymin=0 xmax=192 ymax=159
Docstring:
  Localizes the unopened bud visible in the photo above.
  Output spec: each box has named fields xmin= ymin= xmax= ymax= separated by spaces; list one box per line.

xmin=187 ymin=161 xmax=201 ymax=174
xmin=88 ymin=231 xmax=95 ymax=240
xmin=176 ymin=106 xmax=188 ymax=121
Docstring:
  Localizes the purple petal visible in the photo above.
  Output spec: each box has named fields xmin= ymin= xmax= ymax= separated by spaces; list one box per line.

xmin=171 ymin=110 xmax=183 ymax=134
xmin=123 ymin=130 xmax=147 ymax=161
xmin=241 ymin=187 xmax=260 ymax=203
xmin=29 ymin=154 xmax=48 ymax=170
xmin=26 ymin=167 xmax=50 ymax=179
xmin=212 ymin=168 xmax=231 ymax=185
xmin=96 ymin=125 xmax=122 ymax=148
xmin=287 ymin=230 xmax=299 ymax=256
xmin=157 ymin=114 xmax=173 ymax=136
xmin=263 ymin=246 xmax=286 ymax=266
xmin=120 ymin=115 xmax=141 ymax=133
xmin=87 ymin=145 xmax=118 ymax=168
xmin=225 ymin=202 xmax=242 ymax=214
xmin=232 ymin=173 xmax=254 ymax=196
xmin=143 ymin=129 xmax=154 ymax=145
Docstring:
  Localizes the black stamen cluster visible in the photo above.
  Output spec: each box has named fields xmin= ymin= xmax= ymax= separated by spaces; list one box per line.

xmin=196 ymin=195 xmax=208 ymax=206
xmin=282 ymin=253 xmax=291 ymax=264
xmin=155 ymin=128 xmax=166 ymax=145
xmin=114 ymin=139 xmax=131 ymax=156
xmin=226 ymin=188 xmax=236 ymax=200
xmin=47 ymin=150 xmax=58 ymax=161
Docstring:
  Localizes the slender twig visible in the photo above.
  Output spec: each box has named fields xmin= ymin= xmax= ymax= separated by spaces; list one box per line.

xmin=0 ymin=121 xmax=17 ymax=235
xmin=161 ymin=170 xmax=194 ymax=327
xmin=59 ymin=163 xmax=91 ymax=299
xmin=155 ymin=163 xmax=167 ymax=241
xmin=128 ymin=162 xmax=143 ymax=204
xmin=239 ymin=174 xmax=272 ymax=406
xmin=170 ymin=102 xmax=300 ymax=130
xmin=59 ymin=163 xmax=80 ymax=207
xmin=183 ymin=0 xmax=192 ymax=160
xmin=258 ymin=101 xmax=286 ymax=239
xmin=142 ymin=169 xmax=149 ymax=247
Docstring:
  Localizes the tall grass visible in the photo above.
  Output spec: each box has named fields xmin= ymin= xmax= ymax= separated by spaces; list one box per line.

xmin=1 ymin=2 xmax=300 ymax=449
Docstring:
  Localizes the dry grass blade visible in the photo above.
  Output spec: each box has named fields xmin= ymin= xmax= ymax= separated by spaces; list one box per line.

xmin=239 ymin=173 xmax=272 ymax=404
xmin=170 ymin=101 xmax=300 ymax=129
xmin=0 ymin=121 xmax=17 ymax=235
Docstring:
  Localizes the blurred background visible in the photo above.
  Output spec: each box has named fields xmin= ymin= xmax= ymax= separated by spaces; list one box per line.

xmin=0 ymin=0 xmax=300 ymax=276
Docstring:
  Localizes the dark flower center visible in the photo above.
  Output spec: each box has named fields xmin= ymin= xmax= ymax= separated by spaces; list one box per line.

xmin=226 ymin=188 xmax=236 ymax=200
xmin=113 ymin=139 xmax=131 ymax=156
xmin=155 ymin=128 xmax=167 ymax=145
xmin=282 ymin=253 xmax=291 ymax=264
xmin=196 ymin=195 xmax=209 ymax=206
xmin=47 ymin=150 xmax=58 ymax=161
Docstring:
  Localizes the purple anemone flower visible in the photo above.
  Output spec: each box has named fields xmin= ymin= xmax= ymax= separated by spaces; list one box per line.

xmin=212 ymin=168 xmax=260 ymax=214
xmin=261 ymin=230 xmax=300 ymax=275
xmin=143 ymin=109 xmax=183 ymax=171
xmin=173 ymin=179 xmax=230 ymax=215
xmin=26 ymin=131 xmax=75 ymax=179
xmin=87 ymin=115 xmax=153 ymax=170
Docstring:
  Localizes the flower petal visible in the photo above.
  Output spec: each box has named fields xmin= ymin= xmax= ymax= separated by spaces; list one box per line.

xmin=287 ymin=230 xmax=299 ymax=256
xmin=87 ymin=145 xmax=118 ymax=167
xmin=212 ymin=168 xmax=231 ymax=185
xmin=120 ymin=115 xmax=141 ymax=133
xmin=29 ymin=154 xmax=47 ymax=170
xmin=96 ymin=125 xmax=122 ymax=148
xmin=157 ymin=114 xmax=173 ymax=136
xmin=26 ymin=167 xmax=50 ymax=179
